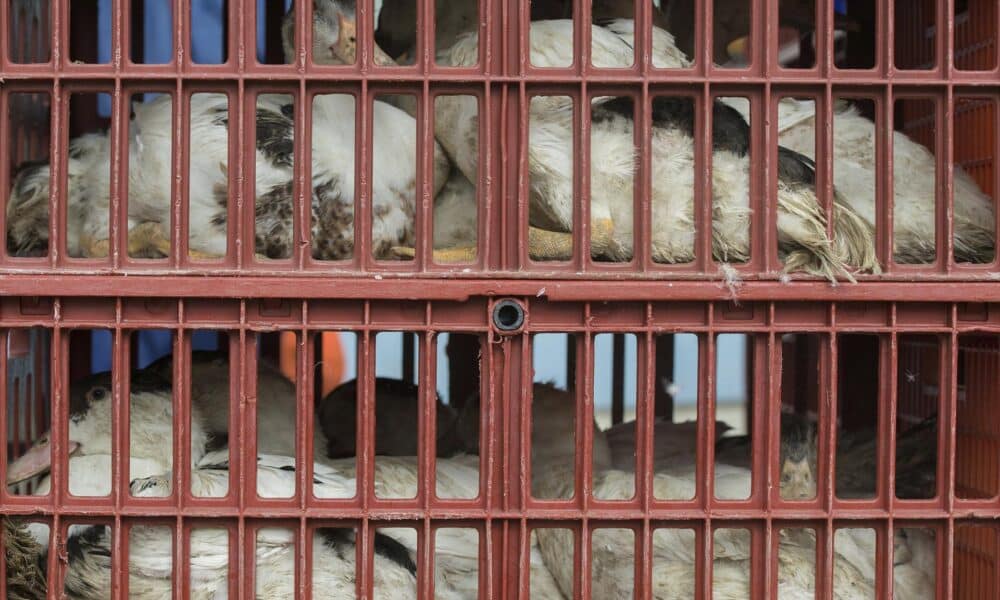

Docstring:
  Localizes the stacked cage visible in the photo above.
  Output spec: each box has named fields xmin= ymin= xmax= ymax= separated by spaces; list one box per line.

xmin=1 ymin=0 xmax=999 ymax=598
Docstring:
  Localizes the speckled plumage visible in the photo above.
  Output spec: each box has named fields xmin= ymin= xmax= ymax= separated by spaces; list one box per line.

xmin=6 ymin=92 xmax=449 ymax=261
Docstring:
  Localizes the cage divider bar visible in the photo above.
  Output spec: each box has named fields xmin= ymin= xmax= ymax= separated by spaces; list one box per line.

xmin=478 ymin=84 xmax=493 ymax=271
xmin=10 ymin=72 xmax=1000 ymax=84
xmin=635 ymin=81 xmax=652 ymax=271
xmin=359 ymin=317 xmax=375 ymax=509
xmin=244 ymin=331 xmax=262 ymax=509
xmin=816 ymin=0 xmax=832 ymax=76
xmin=173 ymin=328 xmax=191 ymax=512
xmin=357 ymin=0 xmax=374 ymax=72
xmin=697 ymin=325 xmax=716 ymax=599
xmin=302 ymin=327 xmax=319 ymax=512
xmin=234 ymin=308 xmax=248 ymax=600
xmin=819 ymin=86 xmax=834 ymax=241
xmin=297 ymin=328 xmax=313 ymax=506
xmin=109 ymin=8 xmax=127 ymax=269
xmin=294 ymin=86 xmax=310 ymax=269
xmin=413 ymin=83 xmax=433 ymax=270
xmin=695 ymin=86 xmax=711 ymax=272
xmin=762 ymin=329 xmax=780 ymax=600
xmin=941 ymin=87 xmax=956 ymax=273
xmin=357 ymin=82 xmax=372 ymax=272
xmin=881 ymin=326 xmax=901 ymax=597
xmin=362 ymin=518 xmax=376 ymax=599
xmin=416 ymin=328 xmax=437 ymax=544
xmin=0 ymin=329 xmax=7 ymax=507
xmin=637 ymin=325 xmax=655 ymax=600
xmin=696 ymin=0 xmax=710 ymax=75
xmin=882 ymin=84 xmax=896 ymax=273
xmin=819 ymin=327 xmax=837 ymax=600
xmin=765 ymin=329 xmax=780 ymax=509
xmin=0 ymin=502 xmax=967 ymax=520
xmin=942 ymin=0 xmax=955 ymax=78
xmin=294 ymin=0 xmax=308 ymax=71
xmin=292 ymin=518 xmax=305 ymax=600
xmin=752 ymin=328 xmax=771 ymax=512
xmin=512 ymin=519 xmax=528 ymax=599
xmin=49 ymin=73 xmax=66 ymax=268
xmin=240 ymin=520 xmax=254 ymax=600
xmin=510 ymin=329 xmax=526 ymax=514
xmin=173 ymin=333 xmax=190 ymax=600
xmin=235 ymin=3 xmax=254 ymax=269
xmin=0 ymin=88 xmax=10 ymax=259
xmin=113 ymin=312 xmax=128 ymax=509
xmin=111 ymin=516 xmax=125 ymax=600
xmin=639 ymin=325 xmax=654 ymax=506
xmin=581 ymin=317 xmax=595 ymax=505
xmin=173 ymin=84 xmax=187 ymax=267
xmin=760 ymin=84 xmax=777 ymax=274
xmin=941 ymin=324 xmax=959 ymax=600
xmin=233 ymin=83 xmax=249 ymax=269
xmin=0 ymin=0 xmax=7 ymax=68
xmin=110 ymin=313 xmax=126 ymax=600
xmin=514 ymin=82 xmax=527 ymax=271
xmin=419 ymin=0 xmax=433 ymax=72
xmin=577 ymin=87 xmax=591 ymax=271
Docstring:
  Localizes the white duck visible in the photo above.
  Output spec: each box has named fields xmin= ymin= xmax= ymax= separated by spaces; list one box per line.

xmin=58 ymin=451 xmax=417 ymax=600
xmin=145 ymin=350 xmax=330 ymax=459
xmin=528 ymin=384 xmax=934 ymax=598
xmin=390 ymin=19 xmax=877 ymax=281
xmin=5 ymin=370 xmax=206 ymax=497
xmin=13 ymin=364 xmax=562 ymax=599
xmin=721 ymin=97 xmax=996 ymax=264
xmin=6 ymin=91 xmax=451 ymax=261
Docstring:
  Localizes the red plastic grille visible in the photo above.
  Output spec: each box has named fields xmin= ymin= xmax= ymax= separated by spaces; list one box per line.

xmin=0 ymin=1 xmax=999 ymax=599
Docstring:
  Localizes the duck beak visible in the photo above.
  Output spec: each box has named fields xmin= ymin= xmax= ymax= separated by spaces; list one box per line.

xmin=6 ymin=439 xmax=80 ymax=485
xmin=726 ymin=36 xmax=749 ymax=62
xmin=331 ymin=12 xmax=396 ymax=66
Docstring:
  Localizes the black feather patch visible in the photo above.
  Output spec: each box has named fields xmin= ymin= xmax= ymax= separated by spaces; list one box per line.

xmin=255 ymin=107 xmax=294 ymax=168
xmin=65 ymin=526 xmax=111 ymax=565
xmin=594 ymin=96 xmax=751 ymax=157
xmin=776 ymin=147 xmax=817 ymax=187
xmin=373 ymin=532 xmax=418 ymax=576
xmin=317 ymin=528 xmax=418 ymax=577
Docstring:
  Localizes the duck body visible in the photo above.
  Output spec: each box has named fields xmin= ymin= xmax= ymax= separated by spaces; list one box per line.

xmin=722 ymin=96 xmax=996 ymax=264
xmin=59 ymin=452 xmax=417 ymax=600
xmin=431 ymin=20 xmax=876 ymax=280
xmin=7 ymin=93 xmax=450 ymax=261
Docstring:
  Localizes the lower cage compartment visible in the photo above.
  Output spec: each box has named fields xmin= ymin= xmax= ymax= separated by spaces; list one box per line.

xmin=1 ymin=297 xmax=999 ymax=598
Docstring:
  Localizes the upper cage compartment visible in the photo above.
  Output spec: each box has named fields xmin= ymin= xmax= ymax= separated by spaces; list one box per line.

xmin=0 ymin=0 xmax=997 ymax=282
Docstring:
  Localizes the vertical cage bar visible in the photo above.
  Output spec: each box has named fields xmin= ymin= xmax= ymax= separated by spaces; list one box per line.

xmin=294 ymin=88 xmax=311 ymax=269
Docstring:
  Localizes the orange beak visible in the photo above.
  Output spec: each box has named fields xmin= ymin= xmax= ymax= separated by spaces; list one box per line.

xmin=331 ymin=12 xmax=397 ymax=67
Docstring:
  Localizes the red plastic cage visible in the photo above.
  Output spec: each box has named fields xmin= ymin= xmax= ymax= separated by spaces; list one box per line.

xmin=0 ymin=0 xmax=999 ymax=599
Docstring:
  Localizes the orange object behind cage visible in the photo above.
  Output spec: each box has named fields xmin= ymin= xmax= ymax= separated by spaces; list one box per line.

xmin=279 ymin=330 xmax=345 ymax=397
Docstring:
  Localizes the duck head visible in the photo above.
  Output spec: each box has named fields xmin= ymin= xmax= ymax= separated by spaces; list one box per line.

xmin=282 ymin=0 xmax=395 ymax=66
xmin=6 ymin=370 xmax=209 ymax=486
